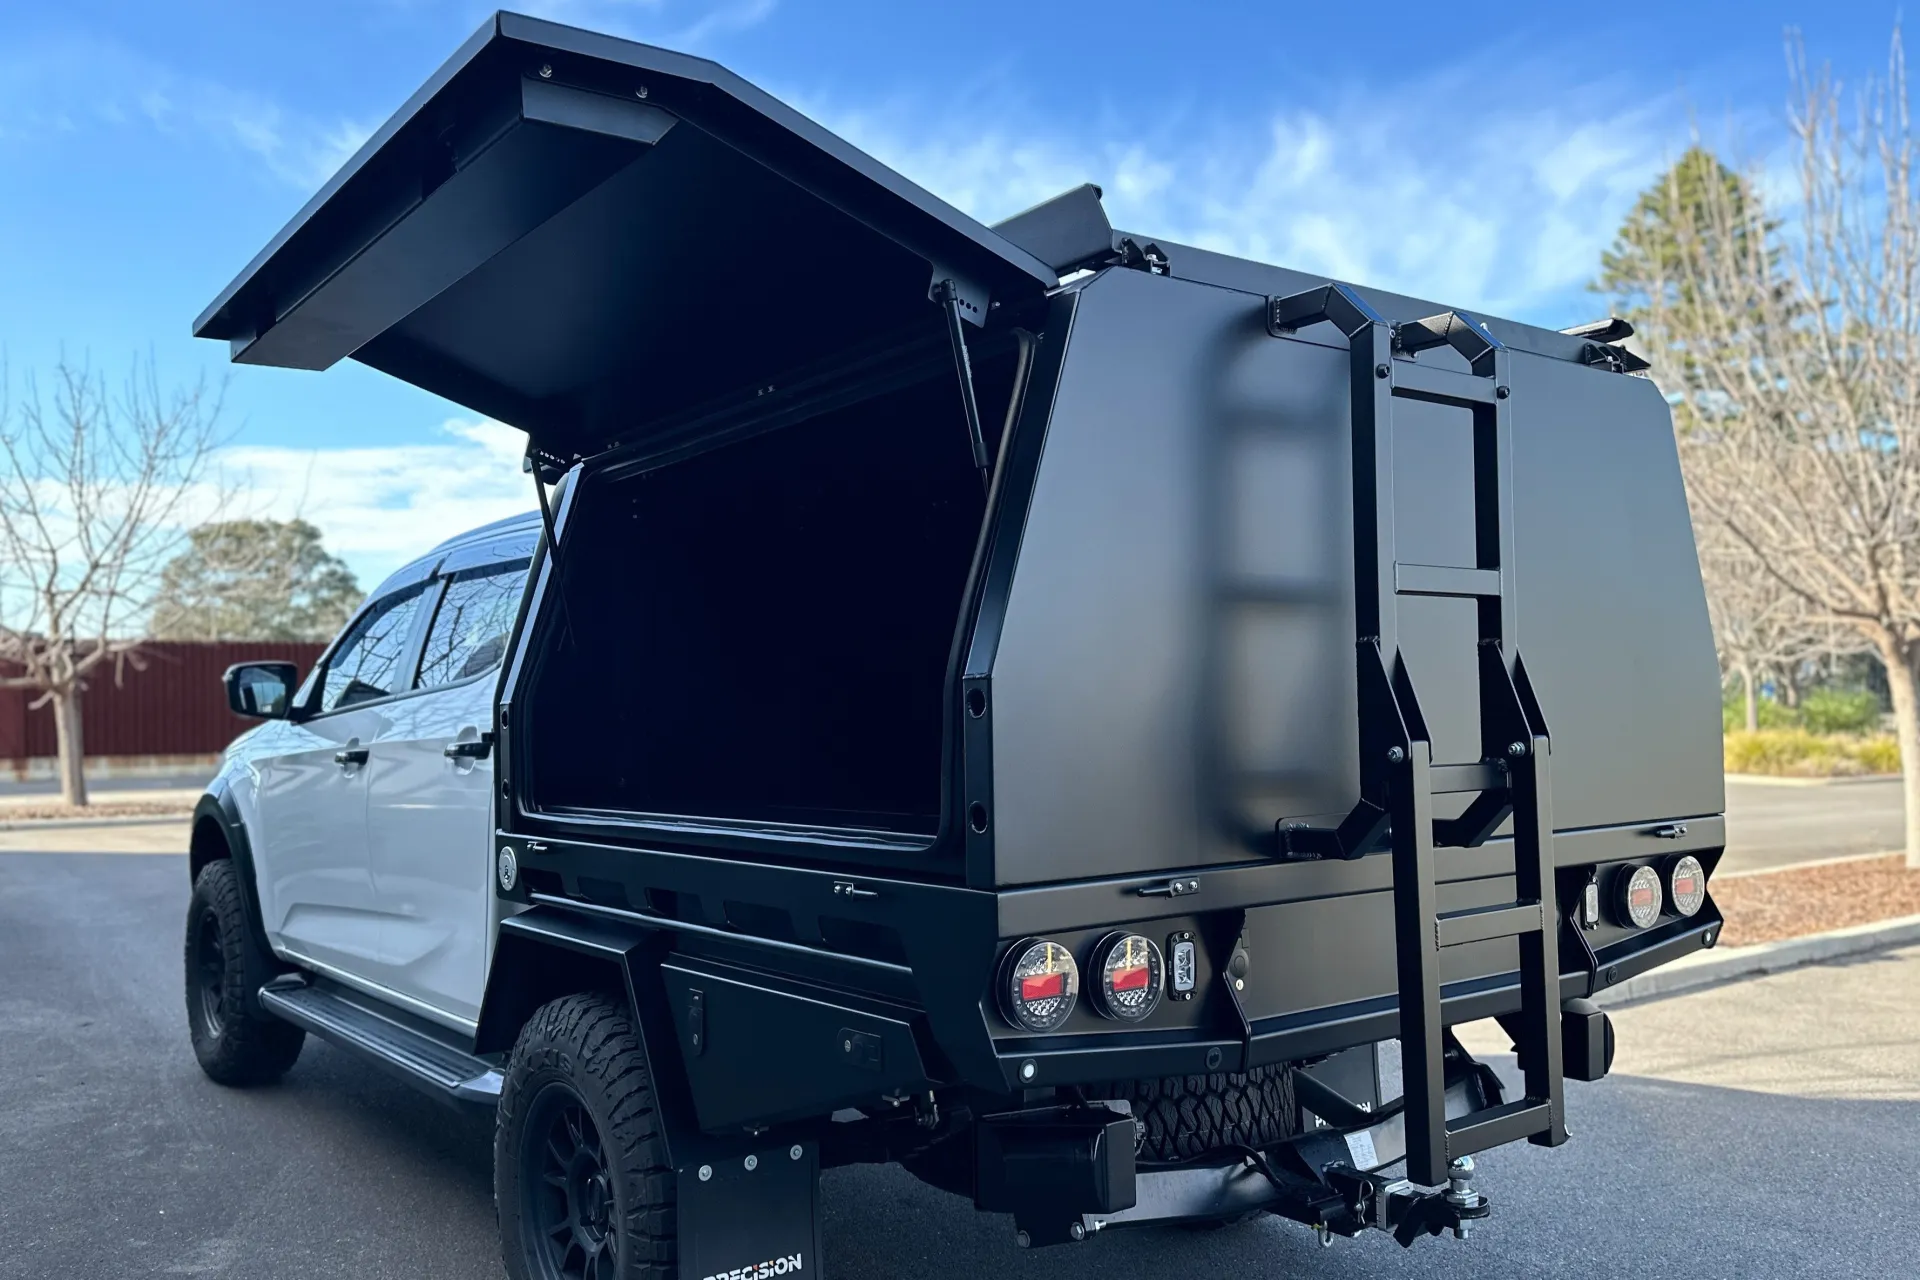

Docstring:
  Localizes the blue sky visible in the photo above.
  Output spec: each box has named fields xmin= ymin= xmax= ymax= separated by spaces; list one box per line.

xmin=0 ymin=0 xmax=1904 ymax=586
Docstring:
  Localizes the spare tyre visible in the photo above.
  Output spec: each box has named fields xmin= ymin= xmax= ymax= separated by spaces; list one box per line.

xmin=1084 ymin=1064 xmax=1297 ymax=1163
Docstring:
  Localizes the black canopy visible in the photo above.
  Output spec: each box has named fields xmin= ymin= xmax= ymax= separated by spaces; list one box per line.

xmin=193 ymin=12 xmax=1059 ymax=457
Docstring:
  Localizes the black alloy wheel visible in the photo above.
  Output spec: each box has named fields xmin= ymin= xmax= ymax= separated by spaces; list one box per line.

xmin=523 ymin=1084 xmax=621 ymax=1280
xmin=193 ymin=909 xmax=228 ymax=1038
xmin=495 ymin=992 xmax=676 ymax=1280
xmin=184 ymin=857 xmax=305 ymax=1085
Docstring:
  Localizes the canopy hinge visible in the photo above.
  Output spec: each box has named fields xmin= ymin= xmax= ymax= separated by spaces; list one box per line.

xmin=1114 ymin=237 xmax=1169 ymax=275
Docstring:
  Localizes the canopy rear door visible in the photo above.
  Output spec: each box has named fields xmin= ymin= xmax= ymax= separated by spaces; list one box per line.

xmin=193 ymin=12 xmax=1057 ymax=457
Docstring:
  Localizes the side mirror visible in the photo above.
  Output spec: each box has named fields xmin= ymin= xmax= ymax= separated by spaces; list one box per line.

xmin=224 ymin=661 xmax=299 ymax=720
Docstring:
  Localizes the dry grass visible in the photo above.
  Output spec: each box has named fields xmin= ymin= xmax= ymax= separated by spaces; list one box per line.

xmin=1723 ymin=729 xmax=1900 ymax=777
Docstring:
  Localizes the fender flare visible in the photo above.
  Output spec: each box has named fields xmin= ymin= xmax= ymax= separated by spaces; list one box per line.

xmin=476 ymin=906 xmax=704 ymax=1166
xmin=189 ymin=780 xmax=275 ymax=962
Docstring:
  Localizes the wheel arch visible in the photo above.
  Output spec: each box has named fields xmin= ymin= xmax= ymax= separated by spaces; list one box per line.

xmin=475 ymin=907 xmax=661 ymax=1056
xmin=191 ymin=784 xmax=274 ymax=961
xmin=477 ymin=907 xmax=704 ymax=1167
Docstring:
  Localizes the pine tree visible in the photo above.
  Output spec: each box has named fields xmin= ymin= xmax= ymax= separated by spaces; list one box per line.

xmin=151 ymin=519 xmax=362 ymax=642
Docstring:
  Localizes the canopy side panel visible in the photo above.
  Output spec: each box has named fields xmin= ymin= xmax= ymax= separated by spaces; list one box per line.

xmin=989 ymin=269 xmax=1350 ymax=884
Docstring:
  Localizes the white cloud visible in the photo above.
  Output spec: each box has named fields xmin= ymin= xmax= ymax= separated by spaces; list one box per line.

xmin=216 ymin=418 xmax=533 ymax=589
xmin=511 ymin=0 xmax=776 ymax=47
xmin=216 ymin=57 xmax=1704 ymax=583
xmin=138 ymin=78 xmax=375 ymax=191
xmin=0 ymin=35 xmax=374 ymax=191
xmin=809 ymin=63 xmax=1696 ymax=325
xmin=669 ymin=0 xmax=778 ymax=48
xmin=7 ymin=23 xmax=1739 ymax=586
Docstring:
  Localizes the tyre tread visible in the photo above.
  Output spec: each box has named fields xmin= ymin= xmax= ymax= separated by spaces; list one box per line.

xmin=1086 ymin=1064 xmax=1298 ymax=1162
xmin=496 ymin=992 xmax=675 ymax=1280
xmin=185 ymin=858 xmax=304 ymax=1086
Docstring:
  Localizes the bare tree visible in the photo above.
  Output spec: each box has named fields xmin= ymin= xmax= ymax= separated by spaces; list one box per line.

xmin=1698 ymin=531 xmax=1865 ymax=729
xmin=0 ymin=358 xmax=227 ymax=806
xmin=1634 ymin=30 xmax=1920 ymax=866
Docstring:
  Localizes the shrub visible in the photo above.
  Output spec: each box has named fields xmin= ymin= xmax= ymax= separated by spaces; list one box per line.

xmin=1721 ymin=693 xmax=1802 ymax=732
xmin=1798 ymin=687 xmax=1884 ymax=735
xmin=1721 ymin=686 xmax=1885 ymax=735
xmin=1723 ymin=728 xmax=1900 ymax=777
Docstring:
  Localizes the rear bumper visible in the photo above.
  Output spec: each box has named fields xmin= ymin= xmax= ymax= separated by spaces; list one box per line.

xmin=988 ymin=908 xmax=1719 ymax=1093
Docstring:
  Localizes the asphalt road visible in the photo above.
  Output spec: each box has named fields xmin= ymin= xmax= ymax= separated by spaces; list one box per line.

xmin=1723 ymin=775 xmax=1906 ymax=873
xmin=3 ymin=851 xmax=1916 ymax=1279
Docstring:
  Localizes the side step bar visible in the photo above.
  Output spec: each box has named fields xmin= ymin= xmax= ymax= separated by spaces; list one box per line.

xmin=259 ymin=976 xmax=502 ymax=1110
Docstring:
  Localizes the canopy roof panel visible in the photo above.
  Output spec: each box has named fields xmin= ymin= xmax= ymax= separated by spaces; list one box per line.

xmin=193 ymin=11 xmax=1059 ymax=457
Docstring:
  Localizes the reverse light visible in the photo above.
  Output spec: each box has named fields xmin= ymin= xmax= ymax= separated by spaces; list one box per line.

xmin=997 ymin=939 xmax=1079 ymax=1033
xmin=1091 ymin=932 xmax=1166 ymax=1023
xmin=1613 ymin=864 xmax=1663 ymax=930
xmin=1667 ymin=854 xmax=1707 ymax=917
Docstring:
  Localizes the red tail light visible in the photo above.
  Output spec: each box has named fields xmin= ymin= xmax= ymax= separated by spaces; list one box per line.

xmin=1667 ymin=854 xmax=1706 ymax=917
xmin=1613 ymin=864 xmax=1663 ymax=929
xmin=1020 ymin=972 xmax=1067 ymax=1002
xmin=1091 ymin=932 xmax=1165 ymax=1023
xmin=997 ymin=939 xmax=1079 ymax=1033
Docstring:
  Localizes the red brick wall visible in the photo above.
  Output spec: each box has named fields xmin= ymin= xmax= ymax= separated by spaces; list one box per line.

xmin=0 ymin=641 xmax=326 ymax=763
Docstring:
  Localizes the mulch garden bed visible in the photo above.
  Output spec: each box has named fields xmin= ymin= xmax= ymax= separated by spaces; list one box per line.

xmin=0 ymin=800 xmax=194 ymax=824
xmin=1713 ymin=854 xmax=1920 ymax=947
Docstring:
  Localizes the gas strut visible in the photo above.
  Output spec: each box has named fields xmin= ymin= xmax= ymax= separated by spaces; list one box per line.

xmin=935 ymin=278 xmax=992 ymax=493
xmin=526 ymin=451 xmax=577 ymax=648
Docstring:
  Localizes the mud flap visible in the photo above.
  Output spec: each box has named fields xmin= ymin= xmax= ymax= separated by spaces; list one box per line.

xmin=678 ymin=1141 xmax=822 ymax=1280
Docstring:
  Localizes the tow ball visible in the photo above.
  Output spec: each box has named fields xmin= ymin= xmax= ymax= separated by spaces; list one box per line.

xmin=1319 ymin=1156 xmax=1491 ymax=1247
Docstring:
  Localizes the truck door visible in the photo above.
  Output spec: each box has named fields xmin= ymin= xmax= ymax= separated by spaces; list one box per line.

xmin=254 ymin=583 xmax=432 ymax=976
xmin=364 ymin=555 xmax=529 ymax=1025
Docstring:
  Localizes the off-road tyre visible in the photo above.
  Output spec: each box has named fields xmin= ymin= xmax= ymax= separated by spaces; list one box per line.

xmin=184 ymin=858 xmax=305 ymax=1085
xmin=496 ymin=993 xmax=675 ymax=1280
xmin=1085 ymin=1064 xmax=1298 ymax=1163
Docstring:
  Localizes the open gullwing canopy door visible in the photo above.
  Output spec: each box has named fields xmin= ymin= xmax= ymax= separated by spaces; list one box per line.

xmin=192 ymin=11 xmax=1059 ymax=462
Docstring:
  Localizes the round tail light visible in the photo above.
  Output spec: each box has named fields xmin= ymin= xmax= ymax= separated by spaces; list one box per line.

xmin=1613 ymin=864 xmax=1663 ymax=929
xmin=997 ymin=939 xmax=1079 ymax=1033
xmin=1666 ymin=855 xmax=1706 ymax=917
xmin=1091 ymin=932 xmax=1165 ymax=1023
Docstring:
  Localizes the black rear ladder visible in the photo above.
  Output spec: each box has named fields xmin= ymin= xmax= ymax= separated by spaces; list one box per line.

xmin=1267 ymin=284 xmax=1567 ymax=1187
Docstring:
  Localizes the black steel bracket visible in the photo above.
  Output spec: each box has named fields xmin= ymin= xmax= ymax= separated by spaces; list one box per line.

xmin=1114 ymin=237 xmax=1169 ymax=275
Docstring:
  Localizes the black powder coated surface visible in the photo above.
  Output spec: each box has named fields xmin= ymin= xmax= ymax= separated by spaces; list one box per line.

xmin=985 ymin=268 xmax=1720 ymax=885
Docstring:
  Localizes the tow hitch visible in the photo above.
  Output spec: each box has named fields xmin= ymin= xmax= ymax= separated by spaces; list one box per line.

xmin=1314 ymin=1156 xmax=1491 ymax=1247
xmin=1047 ymin=1038 xmax=1509 ymax=1250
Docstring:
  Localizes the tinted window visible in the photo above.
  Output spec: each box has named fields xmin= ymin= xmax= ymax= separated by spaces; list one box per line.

xmin=321 ymin=587 xmax=427 ymax=712
xmin=415 ymin=562 xmax=529 ymax=690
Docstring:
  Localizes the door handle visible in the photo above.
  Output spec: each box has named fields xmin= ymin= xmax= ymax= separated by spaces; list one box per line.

xmin=334 ymin=746 xmax=369 ymax=767
xmin=443 ymin=739 xmax=492 ymax=761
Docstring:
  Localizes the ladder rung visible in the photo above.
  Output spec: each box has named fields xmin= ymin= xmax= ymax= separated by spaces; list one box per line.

xmin=1390 ymin=361 xmax=1498 ymax=406
xmin=1436 ymin=901 xmax=1543 ymax=949
xmin=1428 ymin=762 xmax=1506 ymax=794
xmin=1395 ymin=563 xmax=1501 ymax=599
xmin=1447 ymin=1099 xmax=1554 ymax=1156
